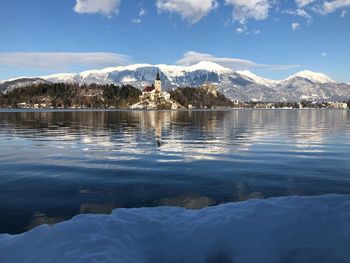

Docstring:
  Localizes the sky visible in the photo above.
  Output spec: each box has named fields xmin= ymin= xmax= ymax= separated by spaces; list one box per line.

xmin=0 ymin=0 xmax=349 ymax=82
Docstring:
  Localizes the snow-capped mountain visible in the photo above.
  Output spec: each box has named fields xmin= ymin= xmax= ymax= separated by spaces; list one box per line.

xmin=285 ymin=70 xmax=335 ymax=84
xmin=41 ymin=61 xmax=232 ymax=88
xmin=1 ymin=61 xmax=349 ymax=102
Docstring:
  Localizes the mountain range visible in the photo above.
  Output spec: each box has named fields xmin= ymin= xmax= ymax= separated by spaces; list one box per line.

xmin=1 ymin=61 xmax=349 ymax=102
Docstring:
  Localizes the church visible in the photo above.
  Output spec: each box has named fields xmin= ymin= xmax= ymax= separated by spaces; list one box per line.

xmin=142 ymin=71 xmax=162 ymax=95
xmin=140 ymin=71 xmax=169 ymax=101
xmin=131 ymin=71 xmax=185 ymax=110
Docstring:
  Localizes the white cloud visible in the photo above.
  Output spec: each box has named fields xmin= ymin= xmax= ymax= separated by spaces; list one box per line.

xmin=0 ymin=52 xmax=130 ymax=70
xmin=225 ymin=0 xmax=270 ymax=24
xmin=253 ymin=29 xmax=261 ymax=34
xmin=235 ymin=25 xmax=260 ymax=35
xmin=292 ymin=22 xmax=300 ymax=31
xmin=74 ymin=0 xmax=121 ymax=16
xmin=176 ymin=51 xmax=299 ymax=71
xmin=322 ymin=0 xmax=350 ymax=13
xmin=284 ymin=9 xmax=312 ymax=21
xmin=132 ymin=18 xmax=142 ymax=24
xmin=139 ymin=7 xmax=147 ymax=16
xmin=132 ymin=6 xmax=147 ymax=24
xmin=341 ymin=10 xmax=347 ymax=16
xmin=156 ymin=0 xmax=218 ymax=24
xmin=295 ymin=0 xmax=316 ymax=8
xmin=236 ymin=27 xmax=245 ymax=33
xmin=322 ymin=52 xmax=328 ymax=57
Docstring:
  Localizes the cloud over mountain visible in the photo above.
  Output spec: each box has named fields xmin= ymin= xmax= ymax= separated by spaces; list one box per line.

xmin=0 ymin=52 xmax=130 ymax=70
xmin=176 ymin=51 xmax=299 ymax=71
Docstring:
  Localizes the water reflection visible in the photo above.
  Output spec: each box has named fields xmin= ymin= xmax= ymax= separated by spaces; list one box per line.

xmin=1 ymin=110 xmax=349 ymax=155
xmin=0 ymin=110 xmax=349 ymax=234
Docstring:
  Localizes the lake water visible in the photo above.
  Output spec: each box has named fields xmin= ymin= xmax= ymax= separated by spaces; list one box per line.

xmin=0 ymin=109 xmax=349 ymax=234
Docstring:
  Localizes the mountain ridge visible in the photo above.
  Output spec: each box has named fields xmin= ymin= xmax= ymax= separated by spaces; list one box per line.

xmin=1 ymin=62 xmax=349 ymax=102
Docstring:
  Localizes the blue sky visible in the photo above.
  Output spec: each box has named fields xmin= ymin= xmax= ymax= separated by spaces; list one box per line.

xmin=0 ymin=0 xmax=349 ymax=82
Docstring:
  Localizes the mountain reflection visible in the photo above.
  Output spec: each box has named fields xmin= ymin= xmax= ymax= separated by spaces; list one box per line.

xmin=0 ymin=110 xmax=349 ymax=161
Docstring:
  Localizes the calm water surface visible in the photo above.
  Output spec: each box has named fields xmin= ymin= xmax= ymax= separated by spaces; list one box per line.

xmin=0 ymin=109 xmax=349 ymax=234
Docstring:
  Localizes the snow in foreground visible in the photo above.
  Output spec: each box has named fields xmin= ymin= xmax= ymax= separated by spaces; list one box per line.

xmin=1 ymin=195 xmax=350 ymax=263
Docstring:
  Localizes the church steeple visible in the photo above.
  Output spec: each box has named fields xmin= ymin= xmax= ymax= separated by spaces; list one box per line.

xmin=155 ymin=70 xmax=162 ymax=93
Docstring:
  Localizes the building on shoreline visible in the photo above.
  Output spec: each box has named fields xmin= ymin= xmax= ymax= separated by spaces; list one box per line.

xmin=131 ymin=71 xmax=185 ymax=110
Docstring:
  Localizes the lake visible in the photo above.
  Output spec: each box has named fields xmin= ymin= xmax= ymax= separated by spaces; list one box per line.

xmin=0 ymin=109 xmax=350 ymax=234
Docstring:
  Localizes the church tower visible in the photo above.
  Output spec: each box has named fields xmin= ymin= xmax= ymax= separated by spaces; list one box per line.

xmin=155 ymin=70 xmax=162 ymax=93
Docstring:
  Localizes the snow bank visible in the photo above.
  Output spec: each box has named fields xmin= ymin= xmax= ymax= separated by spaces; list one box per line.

xmin=1 ymin=195 xmax=350 ymax=263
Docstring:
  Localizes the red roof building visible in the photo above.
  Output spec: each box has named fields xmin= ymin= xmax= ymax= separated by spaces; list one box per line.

xmin=143 ymin=86 xmax=155 ymax=92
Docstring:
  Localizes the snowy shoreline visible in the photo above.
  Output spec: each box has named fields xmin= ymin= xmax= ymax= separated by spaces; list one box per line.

xmin=1 ymin=195 xmax=350 ymax=263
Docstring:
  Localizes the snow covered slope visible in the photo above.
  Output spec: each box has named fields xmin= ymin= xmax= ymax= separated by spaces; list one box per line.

xmin=236 ymin=70 xmax=280 ymax=87
xmin=286 ymin=70 xmax=335 ymax=84
xmin=0 ymin=195 xmax=349 ymax=263
xmin=42 ymin=73 xmax=76 ymax=83
xmin=1 ymin=62 xmax=349 ymax=102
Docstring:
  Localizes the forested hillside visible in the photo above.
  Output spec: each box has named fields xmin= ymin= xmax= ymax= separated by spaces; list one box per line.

xmin=170 ymin=86 xmax=234 ymax=109
xmin=0 ymin=83 xmax=141 ymax=109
